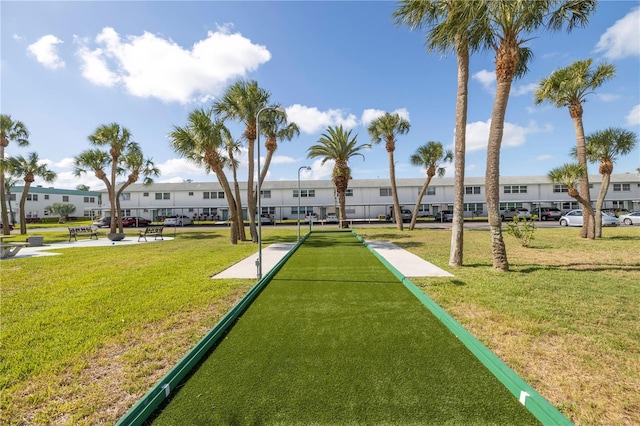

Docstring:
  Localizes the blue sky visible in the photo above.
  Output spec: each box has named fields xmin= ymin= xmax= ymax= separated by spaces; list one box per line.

xmin=2 ymin=0 xmax=639 ymax=190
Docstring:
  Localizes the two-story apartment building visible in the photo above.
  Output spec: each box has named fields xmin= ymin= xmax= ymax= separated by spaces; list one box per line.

xmin=4 ymin=186 xmax=102 ymax=223
xmin=98 ymin=173 xmax=640 ymax=222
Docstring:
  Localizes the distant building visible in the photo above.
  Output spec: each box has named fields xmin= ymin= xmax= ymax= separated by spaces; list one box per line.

xmin=5 ymin=186 xmax=101 ymax=223
xmin=94 ymin=174 xmax=640 ymax=221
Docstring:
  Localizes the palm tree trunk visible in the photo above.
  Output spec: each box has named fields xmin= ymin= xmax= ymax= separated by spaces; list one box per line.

xmin=389 ymin=151 xmax=403 ymax=231
xmin=449 ymin=39 xmax=469 ymax=267
xmin=18 ymin=184 xmax=30 ymax=235
xmin=338 ymin=191 xmax=347 ymax=229
xmin=409 ymin=176 xmax=433 ymax=231
xmin=259 ymin=149 xmax=274 ymax=186
xmin=0 ymin=144 xmax=9 ymax=235
xmin=485 ymin=80 xmax=511 ymax=272
xmin=109 ymin=159 xmax=118 ymax=234
xmin=594 ymin=173 xmax=611 ymax=238
xmin=212 ymin=165 xmax=239 ymax=245
xmin=571 ymin=114 xmax=593 ymax=239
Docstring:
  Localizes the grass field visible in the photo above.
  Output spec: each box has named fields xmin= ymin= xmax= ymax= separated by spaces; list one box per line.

xmin=1 ymin=225 xmax=638 ymax=424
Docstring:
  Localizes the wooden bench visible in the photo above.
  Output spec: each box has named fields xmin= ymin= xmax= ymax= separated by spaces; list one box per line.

xmin=68 ymin=226 xmax=98 ymax=242
xmin=138 ymin=226 xmax=164 ymax=242
xmin=0 ymin=241 xmax=29 ymax=259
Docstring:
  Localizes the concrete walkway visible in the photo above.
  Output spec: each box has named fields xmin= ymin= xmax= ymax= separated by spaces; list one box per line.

xmin=212 ymin=240 xmax=452 ymax=279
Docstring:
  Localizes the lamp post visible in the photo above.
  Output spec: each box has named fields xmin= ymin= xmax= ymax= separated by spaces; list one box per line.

xmin=298 ymin=166 xmax=311 ymax=241
xmin=256 ymin=106 xmax=283 ymax=280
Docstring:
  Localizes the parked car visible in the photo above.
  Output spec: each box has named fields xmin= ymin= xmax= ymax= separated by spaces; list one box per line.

xmin=164 ymin=215 xmax=193 ymax=226
xmin=0 ymin=222 xmax=14 ymax=231
xmin=618 ymin=211 xmax=640 ymax=225
xmin=536 ymin=207 xmax=562 ymax=221
xmin=304 ymin=213 xmax=319 ymax=223
xmin=500 ymin=208 xmax=531 ymax=221
xmin=559 ymin=210 xmax=620 ymax=227
xmin=92 ymin=217 xmax=112 ymax=228
xmin=122 ymin=216 xmax=152 ymax=227
xmin=325 ymin=213 xmax=338 ymax=224
xmin=257 ymin=213 xmax=274 ymax=225
xmin=436 ymin=210 xmax=453 ymax=222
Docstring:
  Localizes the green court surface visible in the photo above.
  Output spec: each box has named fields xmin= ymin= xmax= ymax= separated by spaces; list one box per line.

xmin=145 ymin=231 xmax=541 ymax=425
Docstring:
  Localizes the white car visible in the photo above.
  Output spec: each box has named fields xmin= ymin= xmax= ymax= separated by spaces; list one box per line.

xmin=500 ymin=208 xmax=531 ymax=221
xmin=257 ymin=213 xmax=274 ymax=225
xmin=559 ymin=210 xmax=619 ymax=227
xmin=304 ymin=213 xmax=318 ymax=223
xmin=325 ymin=213 xmax=338 ymax=223
xmin=618 ymin=211 xmax=640 ymax=225
xmin=163 ymin=215 xmax=193 ymax=226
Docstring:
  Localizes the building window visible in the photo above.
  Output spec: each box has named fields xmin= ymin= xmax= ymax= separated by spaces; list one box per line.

xmin=291 ymin=206 xmax=314 ymax=215
xmin=155 ymin=192 xmax=170 ymax=200
xmin=120 ymin=193 xmax=130 ymax=201
xmin=426 ymin=187 xmax=436 ymax=196
xmin=346 ymin=189 xmax=353 ymax=197
xmin=294 ymin=189 xmax=315 ymax=198
xmin=203 ymin=191 xmax=224 ymax=199
xmin=188 ymin=192 xmax=194 ymax=196
xmin=62 ymin=195 xmax=70 ymax=202
xmin=553 ymin=184 xmax=569 ymax=193
xmin=143 ymin=192 xmax=149 ymax=197
xmin=465 ymin=186 xmax=481 ymax=195
xmin=84 ymin=196 xmax=96 ymax=203
xmin=26 ymin=194 xmax=38 ymax=201
xmin=260 ymin=190 xmax=271 ymax=198
xmin=464 ymin=203 xmax=484 ymax=212
xmin=504 ymin=185 xmax=527 ymax=194
xmin=613 ymin=183 xmax=630 ymax=192
xmin=379 ymin=188 xmax=392 ymax=197
xmin=44 ymin=194 xmax=50 ymax=200
xmin=9 ymin=194 xmax=16 ymax=201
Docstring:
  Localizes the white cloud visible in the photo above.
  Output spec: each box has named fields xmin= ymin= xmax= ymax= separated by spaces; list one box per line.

xmin=534 ymin=154 xmax=553 ymax=162
xmin=360 ymin=108 xmax=410 ymax=126
xmin=271 ymin=155 xmax=297 ymax=165
xmin=308 ymin=158 xmax=334 ymax=180
xmin=472 ymin=69 xmax=495 ymax=92
xmin=12 ymin=34 xmax=25 ymax=41
xmin=285 ymin=104 xmax=358 ymax=134
xmin=158 ymin=157 xmax=208 ymax=177
xmin=27 ymin=34 xmax=65 ymax=69
xmin=594 ymin=7 xmax=640 ymax=59
xmin=512 ymin=83 xmax=538 ymax=97
xmin=597 ymin=93 xmax=620 ymax=102
xmin=626 ymin=104 xmax=640 ymax=126
xmin=465 ymin=119 xmax=550 ymax=152
xmin=76 ymin=25 xmax=271 ymax=103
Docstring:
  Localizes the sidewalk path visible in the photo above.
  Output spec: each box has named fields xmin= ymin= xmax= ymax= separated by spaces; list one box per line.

xmin=212 ymin=241 xmax=452 ymax=279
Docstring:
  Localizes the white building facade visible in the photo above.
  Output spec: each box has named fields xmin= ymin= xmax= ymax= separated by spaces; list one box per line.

xmin=5 ymin=186 xmax=102 ymax=222
xmin=98 ymin=174 xmax=640 ymax=222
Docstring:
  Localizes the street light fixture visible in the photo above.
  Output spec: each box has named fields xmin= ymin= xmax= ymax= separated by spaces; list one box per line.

xmin=298 ymin=166 xmax=311 ymax=241
xmin=256 ymin=106 xmax=284 ymax=280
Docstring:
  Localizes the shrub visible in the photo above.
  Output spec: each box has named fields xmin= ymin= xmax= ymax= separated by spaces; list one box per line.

xmin=505 ymin=216 xmax=536 ymax=247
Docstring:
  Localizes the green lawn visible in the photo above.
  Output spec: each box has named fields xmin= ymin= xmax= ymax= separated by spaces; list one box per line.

xmin=1 ymin=226 xmax=638 ymax=425
xmin=150 ymin=231 xmax=538 ymax=425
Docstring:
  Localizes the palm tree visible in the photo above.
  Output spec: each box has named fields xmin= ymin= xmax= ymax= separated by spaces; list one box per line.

xmin=169 ymin=108 xmax=240 ymax=244
xmin=307 ymin=125 xmax=369 ymax=228
xmin=394 ymin=0 xmax=487 ymax=266
xmin=1 ymin=114 xmax=29 ymax=235
xmin=6 ymin=152 xmax=56 ymax=234
xmin=478 ymin=0 xmax=596 ymax=270
xmin=213 ymin=79 xmax=271 ymax=243
xmin=367 ymin=112 xmax=411 ymax=230
xmin=408 ymin=142 xmax=453 ymax=230
xmin=259 ymin=109 xmax=300 ymax=186
xmin=223 ymin=134 xmax=247 ymax=241
xmin=85 ymin=123 xmax=138 ymax=235
xmin=114 ymin=145 xmax=160 ymax=233
xmin=577 ymin=127 xmax=637 ymax=237
xmin=3 ymin=175 xmax=19 ymax=225
xmin=74 ymin=150 xmax=112 ymax=216
xmin=548 ymin=163 xmax=594 ymax=236
xmin=535 ymin=58 xmax=615 ymax=239
xmin=45 ymin=202 xmax=77 ymax=223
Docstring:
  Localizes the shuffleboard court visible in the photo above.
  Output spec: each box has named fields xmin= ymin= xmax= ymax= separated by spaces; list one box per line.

xmin=147 ymin=232 xmax=540 ymax=424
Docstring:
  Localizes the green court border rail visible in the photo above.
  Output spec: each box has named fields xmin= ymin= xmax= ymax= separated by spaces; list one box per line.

xmin=115 ymin=234 xmax=310 ymax=426
xmin=353 ymin=230 xmax=572 ymax=425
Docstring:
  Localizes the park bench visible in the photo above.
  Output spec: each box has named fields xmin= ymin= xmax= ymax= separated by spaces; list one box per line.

xmin=0 ymin=240 xmax=29 ymax=259
xmin=68 ymin=226 xmax=98 ymax=242
xmin=138 ymin=226 xmax=164 ymax=242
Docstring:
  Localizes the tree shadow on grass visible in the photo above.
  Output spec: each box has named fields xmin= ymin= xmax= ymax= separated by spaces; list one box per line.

xmin=172 ymin=232 xmax=222 ymax=240
xmin=516 ymin=263 xmax=640 ymax=274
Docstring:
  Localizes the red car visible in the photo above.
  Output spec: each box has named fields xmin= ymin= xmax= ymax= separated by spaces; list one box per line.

xmin=0 ymin=223 xmax=14 ymax=231
xmin=121 ymin=216 xmax=152 ymax=227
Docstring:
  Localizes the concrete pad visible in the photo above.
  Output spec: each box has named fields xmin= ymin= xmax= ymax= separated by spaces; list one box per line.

xmin=0 ymin=236 xmax=173 ymax=260
xmin=212 ymin=243 xmax=296 ymax=279
xmin=366 ymin=241 xmax=454 ymax=278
